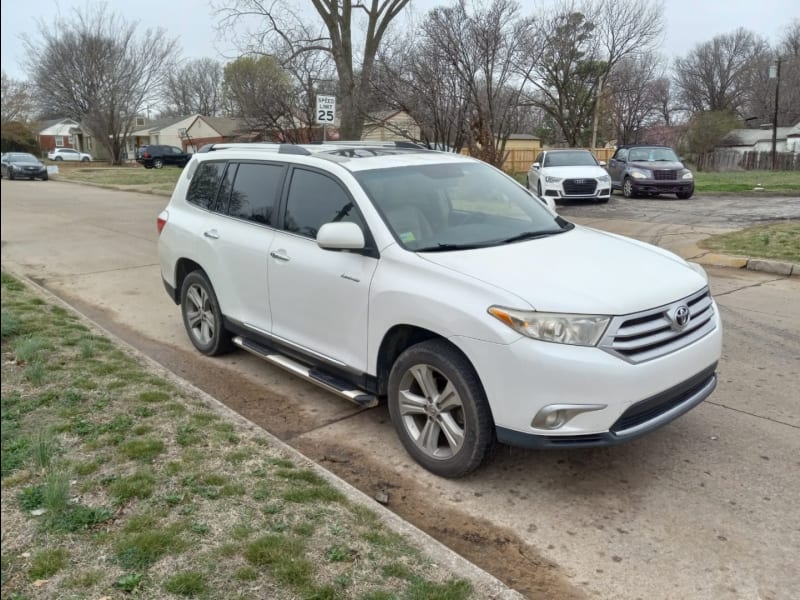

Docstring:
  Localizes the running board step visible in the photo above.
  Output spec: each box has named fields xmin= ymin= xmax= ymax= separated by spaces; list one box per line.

xmin=232 ymin=336 xmax=378 ymax=408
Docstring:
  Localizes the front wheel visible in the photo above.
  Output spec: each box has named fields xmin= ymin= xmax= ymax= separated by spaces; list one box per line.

xmin=180 ymin=271 xmax=232 ymax=356
xmin=622 ymin=177 xmax=636 ymax=198
xmin=41 ymin=173 xmax=49 ymax=181
xmin=81 ymin=157 xmax=89 ymax=162
xmin=677 ymin=189 xmax=693 ymax=200
xmin=387 ymin=340 xmax=495 ymax=478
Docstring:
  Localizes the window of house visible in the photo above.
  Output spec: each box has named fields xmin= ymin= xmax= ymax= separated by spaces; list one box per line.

xmin=283 ymin=169 xmax=364 ymax=239
xmin=87 ymin=138 xmax=93 ymax=150
xmin=55 ymin=136 xmax=64 ymax=147
xmin=135 ymin=117 xmax=145 ymax=126
xmin=226 ymin=163 xmax=286 ymax=226
xmin=186 ymin=162 xmax=227 ymax=211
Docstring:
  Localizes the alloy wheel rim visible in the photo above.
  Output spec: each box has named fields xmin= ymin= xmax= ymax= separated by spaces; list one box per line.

xmin=186 ymin=284 xmax=215 ymax=345
xmin=398 ymin=364 xmax=465 ymax=460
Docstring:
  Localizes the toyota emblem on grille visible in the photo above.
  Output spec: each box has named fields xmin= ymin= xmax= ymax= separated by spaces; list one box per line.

xmin=670 ymin=305 xmax=691 ymax=330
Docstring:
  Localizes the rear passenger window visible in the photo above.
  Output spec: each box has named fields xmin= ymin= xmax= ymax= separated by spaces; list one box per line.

xmin=284 ymin=169 xmax=364 ymax=238
xmin=186 ymin=162 xmax=226 ymax=211
xmin=228 ymin=163 xmax=285 ymax=225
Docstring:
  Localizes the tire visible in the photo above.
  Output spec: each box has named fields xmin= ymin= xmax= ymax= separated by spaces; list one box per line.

xmin=537 ymin=181 xmax=542 ymax=196
xmin=55 ymin=156 xmax=63 ymax=161
xmin=41 ymin=173 xmax=49 ymax=181
xmin=387 ymin=339 xmax=495 ymax=478
xmin=622 ymin=177 xmax=636 ymax=198
xmin=597 ymin=197 xmax=609 ymax=203
xmin=153 ymin=158 xmax=164 ymax=169
xmin=180 ymin=271 xmax=232 ymax=356
xmin=144 ymin=164 xmax=153 ymax=169
xmin=81 ymin=157 xmax=89 ymax=162
xmin=677 ymin=190 xmax=693 ymax=200
xmin=8 ymin=170 xmax=14 ymax=180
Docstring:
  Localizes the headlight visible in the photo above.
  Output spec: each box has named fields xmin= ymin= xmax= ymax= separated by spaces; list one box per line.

xmin=597 ymin=174 xmax=611 ymax=183
xmin=630 ymin=169 xmax=649 ymax=179
xmin=544 ymin=176 xmax=563 ymax=183
xmin=681 ymin=170 xmax=694 ymax=179
xmin=488 ymin=306 xmax=610 ymax=346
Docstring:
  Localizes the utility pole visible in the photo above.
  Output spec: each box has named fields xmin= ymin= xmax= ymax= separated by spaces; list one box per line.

xmin=769 ymin=57 xmax=782 ymax=171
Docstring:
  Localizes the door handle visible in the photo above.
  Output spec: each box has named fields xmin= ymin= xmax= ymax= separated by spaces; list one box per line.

xmin=270 ymin=250 xmax=290 ymax=262
xmin=204 ymin=229 xmax=219 ymax=239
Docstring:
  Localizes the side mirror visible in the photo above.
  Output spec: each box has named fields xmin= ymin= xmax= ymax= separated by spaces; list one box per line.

xmin=599 ymin=160 xmax=607 ymax=167
xmin=531 ymin=162 xmax=540 ymax=170
xmin=317 ymin=222 xmax=365 ymax=250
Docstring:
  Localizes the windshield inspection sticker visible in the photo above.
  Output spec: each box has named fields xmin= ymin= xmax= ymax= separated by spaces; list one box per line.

xmin=399 ymin=232 xmax=416 ymax=243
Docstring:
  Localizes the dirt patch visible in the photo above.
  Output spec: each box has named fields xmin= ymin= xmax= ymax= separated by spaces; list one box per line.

xmin=47 ymin=285 xmax=585 ymax=600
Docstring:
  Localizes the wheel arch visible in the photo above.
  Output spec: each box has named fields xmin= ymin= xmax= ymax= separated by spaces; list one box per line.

xmin=172 ymin=258 xmax=205 ymax=303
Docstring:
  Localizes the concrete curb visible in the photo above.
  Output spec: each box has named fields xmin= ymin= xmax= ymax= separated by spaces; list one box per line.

xmin=51 ymin=175 xmax=172 ymax=197
xmin=5 ymin=265 xmax=523 ymax=600
xmin=677 ymin=244 xmax=799 ymax=277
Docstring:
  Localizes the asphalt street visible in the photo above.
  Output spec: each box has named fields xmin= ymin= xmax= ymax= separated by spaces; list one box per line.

xmin=2 ymin=179 xmax=799 ymax=599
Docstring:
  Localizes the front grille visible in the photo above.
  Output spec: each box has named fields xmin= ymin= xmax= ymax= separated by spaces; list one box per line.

xmin=563 ymin=179 xmax=597 ymax=195
xmin=599 ymin=287 xmax=716 ymax=363
xmin=653 ymin=169 xmax=678 ymax=180
xmin=611 ymin=365 xmax=716 ymax=433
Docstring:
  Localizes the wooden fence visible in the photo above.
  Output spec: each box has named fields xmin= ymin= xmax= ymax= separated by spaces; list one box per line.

xmin=461 ymin=147 xmax=615 ymax=173
xmin=697 ymin=149 xmax=799 ymax=171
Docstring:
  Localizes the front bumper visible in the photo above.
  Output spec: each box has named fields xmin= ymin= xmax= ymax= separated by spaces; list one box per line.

xmin=10 ymin=167 xmax=46 ymax=177
xmin=452 ymin=303 xmax=722 ymax=445
xmin=543 ymin=181 xmax=611 ymax=201
xmin=631 ymin=179 xmax=693 ymax=195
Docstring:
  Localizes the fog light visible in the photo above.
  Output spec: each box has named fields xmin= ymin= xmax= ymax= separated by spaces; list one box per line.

xmin=532 ymin=404 xmax=608 ymax=430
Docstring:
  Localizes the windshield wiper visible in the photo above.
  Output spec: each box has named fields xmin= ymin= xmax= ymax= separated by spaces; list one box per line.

xmin=498 ymin=229 xmax=568 ymax=245
xmin=415 ymin=242 xmax=490 ymax=252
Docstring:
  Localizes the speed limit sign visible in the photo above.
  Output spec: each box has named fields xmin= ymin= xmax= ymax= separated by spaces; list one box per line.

xmin=315 ymin=95 xmax=336 ymax=124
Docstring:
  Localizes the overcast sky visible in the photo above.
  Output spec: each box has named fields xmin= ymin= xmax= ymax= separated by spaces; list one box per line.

xmin=2 ymin=0 xmax=798 ymax=81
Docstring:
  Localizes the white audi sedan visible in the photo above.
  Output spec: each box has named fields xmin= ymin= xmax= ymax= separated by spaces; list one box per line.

xmin=527 ymin=149 xmax=611 ymax=204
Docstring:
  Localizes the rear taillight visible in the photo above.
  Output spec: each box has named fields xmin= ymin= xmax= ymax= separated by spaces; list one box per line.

xmin=157 ymin=210 xmax=168 ymax=235
xmin=144 ymin=151 xmax=150 ymax=158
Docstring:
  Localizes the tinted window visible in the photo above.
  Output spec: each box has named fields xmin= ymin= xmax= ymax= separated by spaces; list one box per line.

xmin=615 ymin=149 xmax=628 ymax=161
xmin=543 ymin=151 xmax=598 ymax=167
xmin=171 ymin=147 xmax=183 ymax=155
xmin=226 ymin=163 xmax=284 ymax=225
xmin=186 ymin=161 xmax=226 ymax=211
xmin=284 ymin=169 xmax=363 ymax=238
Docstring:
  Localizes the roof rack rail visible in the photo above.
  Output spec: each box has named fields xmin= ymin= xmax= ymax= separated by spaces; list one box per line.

xmin=308 ymin=140 xmax=427 ymax=150
xmin=197 ymin=142 xmax=312 ymax=156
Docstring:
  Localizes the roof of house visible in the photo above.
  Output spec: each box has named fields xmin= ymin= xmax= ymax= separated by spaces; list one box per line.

xmin=718 ymin=127 xmax=793 ymax=147
xmin=130 ymin=115 xmax=195 ymax=135
xmin=197 ymin=116 xmax=248 ymax=137
xmin=787 ymin=121 xmax=800 ymax=137
xmin=508 ymin=133 xmax=540 ymax=141
xmin=37 ymin=118 xmax=80 ymax=135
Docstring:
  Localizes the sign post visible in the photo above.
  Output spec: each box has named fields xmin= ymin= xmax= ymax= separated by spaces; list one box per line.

xmin=315 ymin=95 xmax=336 ymax=142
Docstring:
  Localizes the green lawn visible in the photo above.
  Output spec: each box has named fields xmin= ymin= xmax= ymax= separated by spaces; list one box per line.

xmin=57 ymin=167 xmax=181 ymax=194
xmin=700 ymin=221 xmax=800 ymax=263
xmin=692 ymin=171 xmax=800 ymax=193
xmin=1 ymin=271 xmax=475 ymax=600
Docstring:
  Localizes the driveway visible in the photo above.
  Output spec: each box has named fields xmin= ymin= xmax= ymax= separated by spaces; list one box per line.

xmin=2 ymin=180 xmax=799 ymax=599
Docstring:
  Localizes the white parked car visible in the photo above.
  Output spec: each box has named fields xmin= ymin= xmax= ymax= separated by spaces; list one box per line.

xmin=157 ymin=142 xmax=722 ymax=477
xmin=47 ymin=147 xmax=92 ymax=162
xmin=527 ymin=149 xmax=611 ymax=203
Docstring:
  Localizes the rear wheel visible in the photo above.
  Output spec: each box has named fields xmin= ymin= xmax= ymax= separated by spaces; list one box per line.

xmin=153 ymin=158 xmax=164 ymax=169
xmin=81 ymin=157 xmax=89 ymax=162
xmin=387 ymin=340 xmax=495 ymax=478
xmin=180 ymin=271 xmax=232 ymax=356
xmin=622 ymin=177 xmax=636 ymax=198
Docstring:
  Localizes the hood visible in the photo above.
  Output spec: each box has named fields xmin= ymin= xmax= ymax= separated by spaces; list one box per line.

xmin=628 ymin=160 xmax=684 ymax=171
xmin=419 ymin=226 xmax=705 ymax=315
xmin=541 ymin=165 xmax=608 ymax=178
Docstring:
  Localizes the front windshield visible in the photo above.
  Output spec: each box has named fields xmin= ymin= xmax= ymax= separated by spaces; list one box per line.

xmin=543 ymin=151 xmax=598 ymax=167
xmin=628 ymin=147 xmax=679 ymax=162
xmin=8 ymin=154 xmax=38 ymax=163
xmin=354 ymin=162 xmax=571 ymax=251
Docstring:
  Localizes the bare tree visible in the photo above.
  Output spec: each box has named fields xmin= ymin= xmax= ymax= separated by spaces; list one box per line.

xmin=673 ymin=28 xmax=768 ymax=116
xmin=1 ymin=71 xmax=34 ymax=124
xmin=215 ymin=0 xmax=410 ymax=139
xmin=416 ymin=0 xmax=533 ymax=166
xmin=163 ymin=58 xmax=224 ymax=116
xmin=24 ymin=4 xmax=177 ymax=164
xmin=603 ymin=53 xmax=663 ymax=144
xmin=650 ymin=77 xmax=677 ymax=125
xmin=223 ymin=55 xmax=307 ymax=142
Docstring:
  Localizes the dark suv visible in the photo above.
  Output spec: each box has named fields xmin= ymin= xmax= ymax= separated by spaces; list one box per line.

xmin=136 ymin=145 xmax=192 ymax=169
xmin=607 ymin=145 xmax=694 ymax=199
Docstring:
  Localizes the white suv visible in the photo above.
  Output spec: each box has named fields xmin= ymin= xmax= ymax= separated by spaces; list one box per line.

xmin=157 ymin=142 xmax=722 ymax=478
xmin=47 ymin=147 xmax=92 ymax=162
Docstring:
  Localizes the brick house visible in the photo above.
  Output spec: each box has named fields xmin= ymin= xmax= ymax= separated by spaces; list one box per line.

xmin=37 ymin=118 xmax=86 ymax=154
